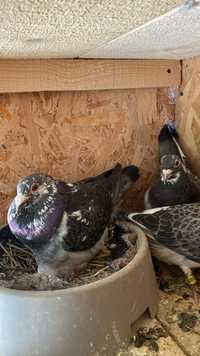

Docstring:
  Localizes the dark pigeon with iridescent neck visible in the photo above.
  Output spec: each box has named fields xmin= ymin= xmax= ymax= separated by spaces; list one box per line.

xmin=7 ymin=164 xmax=139 ymax=275
xmin=144 ymin=123 xmax=200 ymax=209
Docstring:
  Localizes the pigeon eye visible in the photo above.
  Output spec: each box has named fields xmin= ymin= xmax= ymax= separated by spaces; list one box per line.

xmin=174 ymin=159 xmax=180 ymax=167
xmin=31 ymin=183 xmax=39 ymax=192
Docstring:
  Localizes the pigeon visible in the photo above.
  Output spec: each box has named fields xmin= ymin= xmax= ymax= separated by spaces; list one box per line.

xmin=117 ymin=204 xmax=200 ymax=295
xmin=158 ymin=122 xmax=186 ymax=161
xmin=144 ymin=123 xmax=200 ymax=209
xmin=7 ymin=163 xmax=139 ymax=275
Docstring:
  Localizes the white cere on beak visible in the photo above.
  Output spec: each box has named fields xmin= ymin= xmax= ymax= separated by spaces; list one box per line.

xmin=161 ymin=169 xmax=173 ymax=183
xmin=15 ymin=194 xmax=30 ymax=208
xmin=161 ymin=170 xmax=180 ymax=185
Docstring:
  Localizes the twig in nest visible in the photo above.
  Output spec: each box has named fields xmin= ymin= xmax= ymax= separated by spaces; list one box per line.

xmin=0 ymin=242 xmax=18 ymax=266
xmin=7 ymin=242 xmax=33 ymax=256
xmin=91 ymin=266 xmax=109 ymax=278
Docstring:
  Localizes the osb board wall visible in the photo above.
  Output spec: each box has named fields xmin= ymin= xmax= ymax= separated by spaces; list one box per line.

xmin=0 ymin=88 xmax=175 ymax=222
xmin=176 ymin=57 xmax=200 ymax=175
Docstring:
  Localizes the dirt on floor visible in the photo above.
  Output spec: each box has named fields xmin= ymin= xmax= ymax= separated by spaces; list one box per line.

xmin=117 ymin=264 xmax=200 ymax=356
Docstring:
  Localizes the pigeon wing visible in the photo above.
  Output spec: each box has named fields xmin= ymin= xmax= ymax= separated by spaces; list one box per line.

xmin=128 ymin=204 xmax=200 ymax=263
xmin=61 ymin=180 xmax=113 ymax=252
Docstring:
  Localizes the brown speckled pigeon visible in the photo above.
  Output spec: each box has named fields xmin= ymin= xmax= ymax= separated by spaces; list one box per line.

xmin=7 ymin=164 xmax=139 ymax=275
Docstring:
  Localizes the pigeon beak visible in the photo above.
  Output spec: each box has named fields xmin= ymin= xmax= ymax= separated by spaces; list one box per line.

xmin=161 ymin=169 xmax=173 ymax=183
xmin=15 ymin=194 xmax=31 ymax=208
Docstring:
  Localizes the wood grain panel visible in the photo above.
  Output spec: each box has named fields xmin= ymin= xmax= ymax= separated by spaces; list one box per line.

xmin=176 ymin=57 xmax=200 ymax=176
xmin=0 ymin=88 xmax=175 ymax=221
xmin=0 ymin=59 xmax=181 ymax=93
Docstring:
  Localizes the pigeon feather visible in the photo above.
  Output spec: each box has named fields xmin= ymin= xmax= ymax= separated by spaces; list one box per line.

xmin=129 ymin=205 xmax=200 ymax=263
xmin=145 ymin=123 xmax=200 ymax=209
xmin=7 ymin=164 xmax=139 ymax=275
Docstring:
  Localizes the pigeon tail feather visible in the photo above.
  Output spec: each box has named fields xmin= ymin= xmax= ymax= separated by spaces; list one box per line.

xmin=110 ymin=164 xmax=139 ymax=208
xmin=119 ymin=165 xmax=139 ymax=193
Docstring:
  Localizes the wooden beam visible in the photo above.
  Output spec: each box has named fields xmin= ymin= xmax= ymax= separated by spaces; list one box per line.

xmin=0 ymin=59 xmax=180 ymax=93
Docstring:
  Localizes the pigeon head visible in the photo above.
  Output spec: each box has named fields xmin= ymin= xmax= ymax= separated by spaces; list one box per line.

xmin=8 ymin=173 xmax=64 ymax=242
xmin=16 ymin=173 xmax=58 ymax=207
xmin=160 ymin=154 xmax=185 ymax=184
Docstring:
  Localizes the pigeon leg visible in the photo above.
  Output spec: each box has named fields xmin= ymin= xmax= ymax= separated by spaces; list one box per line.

xmin=182 ymin=266 xmax=198 ymax=304
xmin=189 ymin=284 xmax=199 ymax=304
xmin=185 ymin=272 xmax=197 ymax=286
